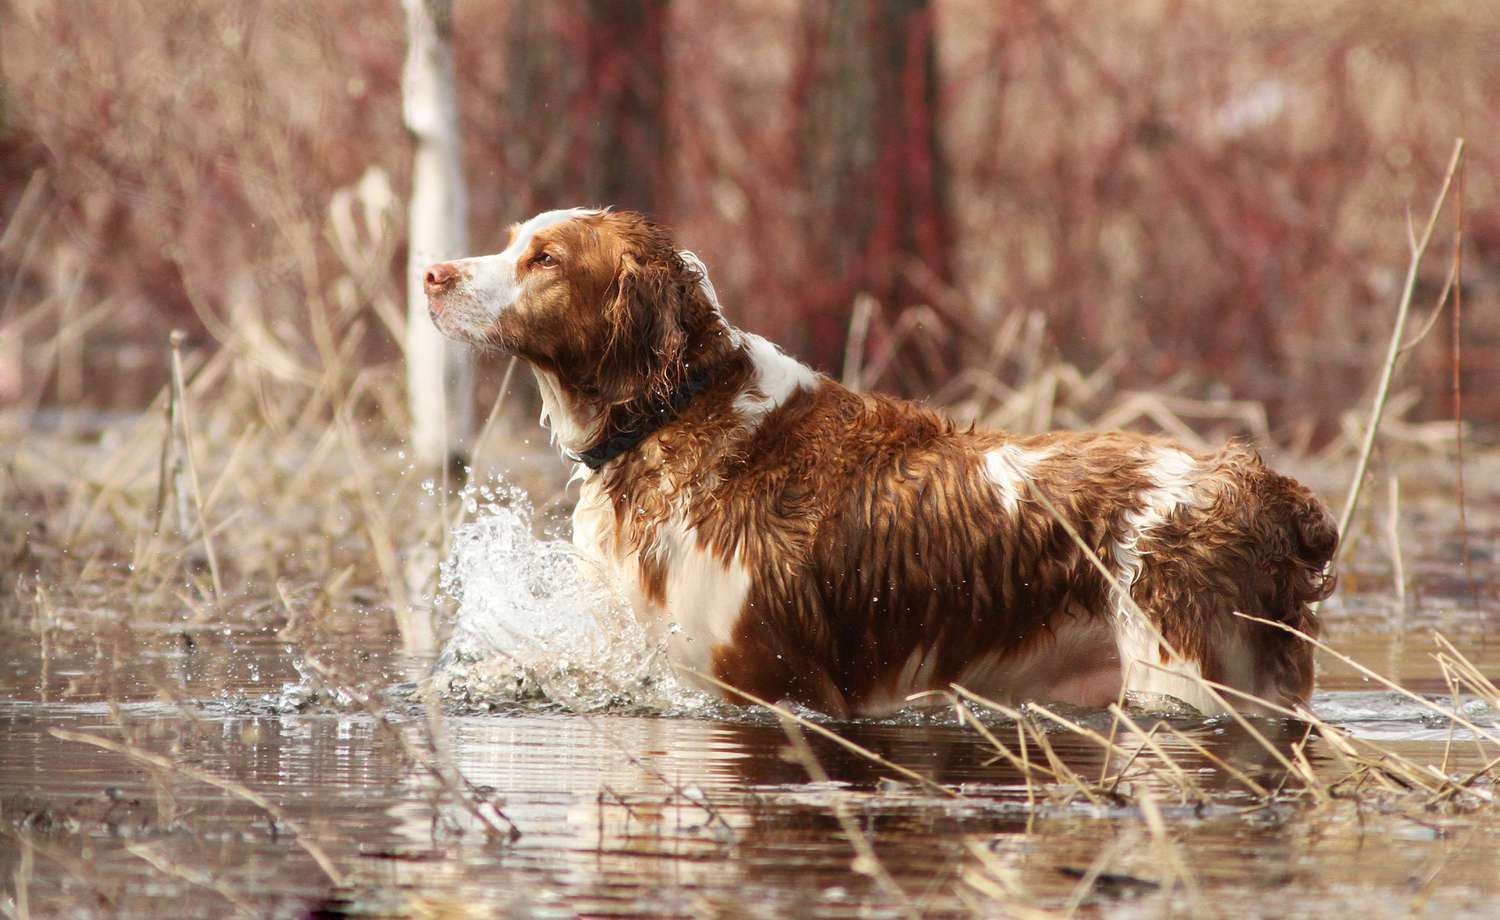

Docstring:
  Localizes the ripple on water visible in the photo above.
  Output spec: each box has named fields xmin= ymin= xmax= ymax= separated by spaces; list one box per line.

xmin=1312 ymin=690 xmax=1500 ymax=742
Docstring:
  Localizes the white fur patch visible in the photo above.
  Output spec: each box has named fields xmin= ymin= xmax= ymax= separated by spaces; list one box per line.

xmin=982 ymin=443 xmax=1056 ymax=514
xmin=1108 ymin=447 xmax=1222 ymax=713
xmin=570 ymin=487 xmax=751 ymax=686
xmin=1115 ymin=638 xmax=1220 ymax=714
xmin=569 ymin=483 xmax=614 ymax=572
xmin=531 ymin=366 xmax=604 ymax=466
xmin=732 ymin=333 xmax=819 ymax=427
xmin=1112 ymin=447 xmax=1202 ymax=606
xmin=656 ymin=519 xmax=753 ymax=678
xmin=677 ymin=250 xmax=722 ymax=314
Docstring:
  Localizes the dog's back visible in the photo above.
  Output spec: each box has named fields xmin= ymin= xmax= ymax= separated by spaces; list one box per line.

xmin=596 ymin=375 xmax=1336 ymax=717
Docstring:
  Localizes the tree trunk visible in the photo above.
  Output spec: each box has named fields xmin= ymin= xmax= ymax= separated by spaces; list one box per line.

xmin=795 ymin=0 xmax=954 ymax=385
xmin=402 ymin=0 xmax=473 ymax=472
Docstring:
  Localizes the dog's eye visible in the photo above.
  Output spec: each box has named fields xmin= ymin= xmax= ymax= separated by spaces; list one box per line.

xmin=533 ymin=251 xmax=558 ymax=268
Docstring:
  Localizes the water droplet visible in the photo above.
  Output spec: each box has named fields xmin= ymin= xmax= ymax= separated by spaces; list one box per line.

xmin=429 ymin=474 xmax=697 ymax=712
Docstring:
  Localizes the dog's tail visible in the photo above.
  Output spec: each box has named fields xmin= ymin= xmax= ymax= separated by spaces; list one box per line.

xmin=1292 ymin=496 xmax=1339 ymax=577
xmin=1265 ymin=473 xmax=1339 ymax=614
xmin=1235 ymin=469 xmax=1338 ymax=707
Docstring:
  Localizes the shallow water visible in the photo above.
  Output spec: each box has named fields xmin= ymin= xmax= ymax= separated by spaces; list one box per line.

xmin=4 ymin=480 xmax=1500 ymax=918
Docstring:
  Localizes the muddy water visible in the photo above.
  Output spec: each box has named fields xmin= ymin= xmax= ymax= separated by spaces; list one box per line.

xmin=5 ymin=485 xmax=1500 ymax=918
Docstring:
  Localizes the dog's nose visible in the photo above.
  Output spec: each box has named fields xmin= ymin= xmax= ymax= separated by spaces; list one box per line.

xmin=424 ymin=262 xmax=459 ymax=295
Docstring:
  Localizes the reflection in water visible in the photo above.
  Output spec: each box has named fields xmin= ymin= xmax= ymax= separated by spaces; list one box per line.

xmin=3 ymin=658 xmax=1500 ymax=917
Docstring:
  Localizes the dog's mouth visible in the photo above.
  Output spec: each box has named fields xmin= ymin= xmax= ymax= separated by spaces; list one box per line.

xmin=426 ymin=300 xmax=463 ymax=340
xmin=426 ymin=296 xmax=484 ymax=345
xmin=429 ymin=301 xmax=518 ymax=357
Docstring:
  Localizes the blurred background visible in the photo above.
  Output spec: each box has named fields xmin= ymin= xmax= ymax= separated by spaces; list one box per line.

xmin=2 ymin=0 xmax=1498 ymax=450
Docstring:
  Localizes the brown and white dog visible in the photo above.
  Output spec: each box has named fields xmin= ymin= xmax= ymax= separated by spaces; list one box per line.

xmin=424 ymin=208 xmax=1337 ymax=717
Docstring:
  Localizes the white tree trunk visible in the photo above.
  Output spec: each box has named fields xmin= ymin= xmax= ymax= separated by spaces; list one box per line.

xmin=402 ymin=0 xmax=472 ymax=469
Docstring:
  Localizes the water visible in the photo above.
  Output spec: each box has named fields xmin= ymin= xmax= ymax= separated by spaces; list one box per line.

xmin=431 ymin=485 xmax=702 ymax=713
xmin=4 ymin=477 xmax=1500 ymax=918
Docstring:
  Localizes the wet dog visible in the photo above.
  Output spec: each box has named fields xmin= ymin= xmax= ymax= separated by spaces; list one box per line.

xmin=424 ymin=208 xmax=1336 ymax=716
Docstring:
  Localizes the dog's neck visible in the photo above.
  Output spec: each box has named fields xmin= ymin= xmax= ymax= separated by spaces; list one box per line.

xmin=532 ymin=366 xmax=605 ymax=458
xmin=531 ymin=319 xmax=745 ymax=472
xmin=570 ymin=363 xmax=717 ymax=471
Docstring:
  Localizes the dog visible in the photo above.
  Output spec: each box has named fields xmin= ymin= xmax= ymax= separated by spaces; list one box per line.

xmin=423 ymin=208 xmax=1337 ymax=717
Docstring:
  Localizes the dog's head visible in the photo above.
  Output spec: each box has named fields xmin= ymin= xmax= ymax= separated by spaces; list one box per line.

xmin=424 ymin=208 xmax=718 ymax=407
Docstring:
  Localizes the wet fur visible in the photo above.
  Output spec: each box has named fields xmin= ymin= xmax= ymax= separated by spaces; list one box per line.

xmin=425 ymin=210 xmax=1338 ymax=717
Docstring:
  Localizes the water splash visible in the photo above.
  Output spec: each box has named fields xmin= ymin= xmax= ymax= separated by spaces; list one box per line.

xmin=431 ymin=480 xmax=705 ymax=712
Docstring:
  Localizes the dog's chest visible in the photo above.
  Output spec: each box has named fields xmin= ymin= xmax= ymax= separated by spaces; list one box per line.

xmin=571 ymin=480 xmax=752 ymax=679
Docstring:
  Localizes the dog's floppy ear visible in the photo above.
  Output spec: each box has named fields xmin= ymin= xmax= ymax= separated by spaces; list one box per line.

xmin=597 ymin=248 xmax=690 ymax=406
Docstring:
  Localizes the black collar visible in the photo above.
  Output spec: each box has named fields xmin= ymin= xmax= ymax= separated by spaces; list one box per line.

xmin=569 ymin=368 xmax=714 ymax=472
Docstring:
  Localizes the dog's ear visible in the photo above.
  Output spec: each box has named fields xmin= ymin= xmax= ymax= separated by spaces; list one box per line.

xmin=597 ymin=249 xmax=690 ymax=406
